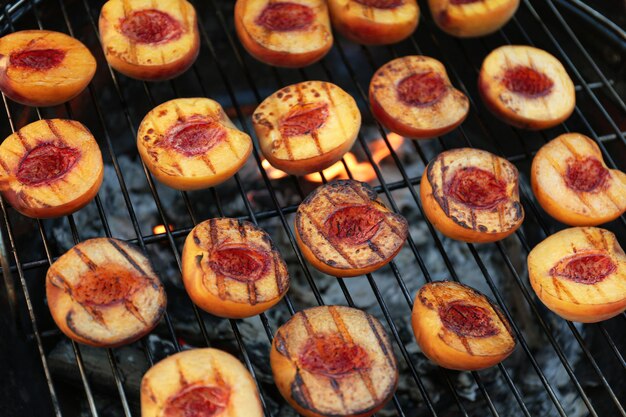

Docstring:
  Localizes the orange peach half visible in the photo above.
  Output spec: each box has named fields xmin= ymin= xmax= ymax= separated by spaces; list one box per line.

xmin=412 ymin=281 xmax=516 ymax=370
xmin=531 ymin=133 xmax=626 ymax=226
xmin=141 ymin=348 xmax=263 ymax=417
xmin=478 ymin=45 xmax=575 ymax=130
xmin=528 ymin=227 xmax=626 ymax=323
xmin=137 ymin=98 xmax=252 ymax=191
xmin=253 ymin=81 xmax=361 ymax=176
xmin=369 ymin=55 xmax=469 ymax=139
xmin=99 ymin=0 xmax=199 ymax=81
xmin=0 ymin=30 xmax=96 ymax=107
xmin=429 ymin=0 xmax=519 ymax=38
xmin=235 ymin=0 xmax=333 ymax=67
xmin=0 ymin=119 xmax=103 ymax=219
xmin=328 ymin=0 xmax=419 ymax=45
xmin=420 ymin=148 xmax=524 ymax=243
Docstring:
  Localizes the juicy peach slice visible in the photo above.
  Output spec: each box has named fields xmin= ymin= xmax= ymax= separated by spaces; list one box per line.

xmin=420 ymin=148 xmax=524 ymax=243
xmin=528 ymin=227 xmax=626 ymax=323
xmin=0 ymin=30 xmax=96 ymax=107
xmin=369 ymin=55 xmax=469 ymax=139
xmin=253 ymin=81 xmax=361 ymax=176
xmin=235 ymin=0 xmax=333 ymax=67
xmin=328 ymin=0 xmax=419 ymax=45
xmin=295 ymin=180 xmax=408 ymax=277
xmin=46 ymin=238 xmax=166 ymax=348
xmin=478 ymin=45 xmax=575 ymax=130
xmin=531 ymin=133 xmax=626 ymax=226
xmin=0 ymin=119 xmax=103 ymax=219
xmin=411 ymin=281 xmax=516 ymax=370
xmin=182 ymin=218 xmax=290 ymax=319
xmin=271 ymin=305 xmax=398 ymax=417
xmin=137 ymin=98 xmax=252 ymax=191
xmin=99 ymin=0 xmax=199 ymax=81
xmin=141 ymin=348 xmax=263 ymax=417
xmin=429 ymin=0 xmax=519 ymax=38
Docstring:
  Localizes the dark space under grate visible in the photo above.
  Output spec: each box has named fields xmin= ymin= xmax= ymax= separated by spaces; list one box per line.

xmin=0 ymin=0 xmax=625 ymax=416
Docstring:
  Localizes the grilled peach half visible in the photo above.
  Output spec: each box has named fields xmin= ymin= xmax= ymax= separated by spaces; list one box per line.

xmin=0 ymin=119 xmax=103 ymax=219
xmin=253 ymin=81 xmax=361 ymax=176
xmin=429 ymin=0 xmax=519 ymax=38
xmin=295 ymin=180 xmax=408 ymax=277
xmin=235 ymin=0 xmax=333 ymax=68
xmin=99 ymin=0 xmax=199 ymax=81
xmin=182 ymin=218 xmax=290 ymax=319
xmin=0 ymin=30 xmax=96 ymax=107
xmin=271 ymin=305 xmax=398 ymax=417
xmin=328 ymin=0 xmax=419 ymax=45
xmin=369 ymin=55 xmax=469 ymax=139
xmin=528 ymin=227 xmax=626 ymax=323
xmin=137 ymin=98 xmax=252 ymax=191
xmin=141 ymin=348 xmax=263 ymax=417
xmin=479 ymin=45 xmax=575 ymax=130
xmin=412 ymin=281 xmax=516 ymax=370
xmin=46 ymin=238 xmax=166 ymax=348
xmin=531 ymin=133 xmax=626 ymax=226
xmin=420 ymin=148 xmax=524 ymax=243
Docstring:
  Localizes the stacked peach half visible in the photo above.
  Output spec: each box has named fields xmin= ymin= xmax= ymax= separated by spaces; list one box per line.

xmin=429 ymin=0 xmax=519 ymax=38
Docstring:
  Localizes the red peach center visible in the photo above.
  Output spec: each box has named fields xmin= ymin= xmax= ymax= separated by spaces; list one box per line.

xmin=256 ymin=2 xmax=315 ymax=32
xmin=17 ymin=143 xmax=79 ymax=186
xmin=163 ymin=385 xmax=230 ymax=417
xmin=440 ymin=302 xmax=499 ymax=338
xmin=299 ymin=333 xmax=371 ymax=377
xmin=209 ymin=245 xmax=269 ymax=282
xmin=120 ymin=9 xmax=182 ymax=44
xmin=550 ymin=252 xmax=616 ymax=285
xmin=564 ymin=157 xmax=609 ymax=193
xmin=397 ymin=72 xmax=447 ymax=106
xmin=163 ymin=120 xmax=226 ymax=156
xmin=325 ymin=205 xmax=384 ymax=245
xmin=447 ymin=167 xmax=508 ymax=209
xmin=502 ymin=66 xmax=554 ymax=97
xmin=450 ymin=0 xmax=482 ymax=4
xmin=279 ymin=102 xmax=329 ymax=137
xmin=73 ymin=265 xmax=143 ymax=307
xmin=10 ymin=48 xmax=66 ymax=71
xmin=354 ymin=0 xmax=404 ymax=9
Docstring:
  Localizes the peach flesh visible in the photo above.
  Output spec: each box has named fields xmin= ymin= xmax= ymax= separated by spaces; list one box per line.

xmin=163 ymin=385 xmax=230 ymax=417
xmin=16 ymin=143 xmax=79 ymax=186
xmin=72 ymin=265 xmax=143 ymax=307
xmin=324 ymin=205 xmax=384 ymax=245
xmin=279 ymin=103 xmax=329 ymax=137
xmin=120 ymin=9 xmax=182 ymax=44
xmin=163 ymin=120 xmax=225 ymax=156
xmin=550 ymin=252 xmax=616 ymax=285
xmin=502 ymin=66 xmax=554 ymax=98
xmin=298 ymin=333 xmax=371 ymax=377
xmin=10 ymin=48 xmax=66 ymax=70
xmin=449 ymin=0 xmax=481 ymax=4
xmin=565 ymin=157 xmax=609 ymax=193
xmin=397 ymin=72 xmax=447 ymax=106
xmin=208 ymin=246 xmax=269 ymax=282
xmin=447 ymin=167 xmax=508 ymax=209
xmin=256 ymin=3 xmax=315 ymax=31
xmin=439 ymin=302 xmax=499 ymax=338
xmin=354 ymin=0 xmax=404 ymax=8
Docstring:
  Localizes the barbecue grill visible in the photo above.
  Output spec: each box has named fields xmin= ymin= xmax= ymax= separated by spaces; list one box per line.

xmin=0 ymin=1 xmax=625 ymax=416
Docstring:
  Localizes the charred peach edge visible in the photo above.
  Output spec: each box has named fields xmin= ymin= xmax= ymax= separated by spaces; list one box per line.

xmin=430 ymin=0 xmax=519 ymax=38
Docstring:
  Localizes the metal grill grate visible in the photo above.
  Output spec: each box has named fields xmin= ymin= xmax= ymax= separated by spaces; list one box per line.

xmin=0 ymin=0 xmax=625 ymax=416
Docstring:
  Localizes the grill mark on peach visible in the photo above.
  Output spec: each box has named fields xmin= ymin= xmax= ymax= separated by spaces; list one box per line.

xmin=0 ymin=158 xmax=11 ymax=175
xmin=290 ymin=371 xmax=315 ymax=412
xmin=491 ymin=155 xmax=506 ymax=233
xmin=551 ymin=277 xmax=578 ymax=303
xmin=364 ymin=313 xmax=395 ymax=370
xmin=142 ymin=381 xmax=158 ymax=404
xmin=176 ymin=358 xmax=189 ymax=387
xmin=527 ymin=56 xmax=552 ymax=113
xmin=366 ymin=240 xmax=386 ymax=260
xmin=201 ymin=154 xmax=217 ymax=174
xmin=123 ymin=299 xmax=148 ymax=326
xmin=73 ymin=247 xmax=98 ymax=271
xmin=206 ymin=219 xmax=227 ymax=300
xmin=108 ymin=239 xmax=150 ymax=279
xmin=296 ymin=83 xmax=324 ymax=155
xmin=273 ymin=252 xmax=285 ymax=294
xmin=18 ymin=191 xmax=51 ymax=208
xmin=300 ymin=207 xmax=358 ymax=268
xmin=321 ymin=82 xmax=349 ymax=142
xmin=15 ymin=131 xmax=31 ymax=151
xmin=121 ymin=0 xmax=138 ymax=64
xmin=543 ymin=153 xmax=597 ymax=215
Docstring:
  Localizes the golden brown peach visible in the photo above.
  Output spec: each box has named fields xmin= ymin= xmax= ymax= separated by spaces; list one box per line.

xmin=99 ymin=0 xmax=199 ymax=81
xmin=0 ymin=119 xmax=103 ymax=219
xmin=531 ymin=133 xmax=626 ymax=226
xmin=528 ymin=227 xmax=626 ymax=323
xmin=328 ymin=0 xmax=419 ymax=45
xmin=235 ymin=0 xmax=333 ymax=67
xmin=253 ymin=81 xmax=361 ymax=176
xmin=478 ymin=45 xmax=575 ymax=130
xmin=0 ymin=30 xmax=96 ymax=107
xmin=411 ymin=281 xmax=516 ymax=370
xmin=137 ymin=98 xmax=252 ymax=191
xmin=429 ymin=0 xmax=519 ymax=38
xmin=369 ymin=55 xmax=469 ymax=139
xmin=271 ymin=305 xmax=398 ymax=417
xmin=420 ymin=148 xmax=524 ymax=243
xmin=46 ymin=238 xmax=166 ymax=348
xmin=141 ymin=348 xmax=263 ymax=417
xmin=295 ymin=179 xmax=408 ymax=277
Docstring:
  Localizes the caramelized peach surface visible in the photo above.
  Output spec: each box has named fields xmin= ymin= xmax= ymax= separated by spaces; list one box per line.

xmin=182 ymin=218 xmax=290 ymax=319
xmin=369 ymin=55 xmax=469 ymax=138
xmin=0 ymin=30 xmax=96 ymax=106
xmin=429 ymin=0 xmax=519 ymax=37
xmin=0 ymin=119 xmax=103 ymax=219
xmin=479 ymin=45 xmax=575 ymax=130
xmin=99 ymin=0 xmax=199 ymax=80
xmin=271 ymin=305 xmax=398 ymax=417
xmin=235 ymin=0 xmax=333 ymax=67
xmin=295 ymin=179 xmax=408 ymax=277
xmin=531 ymin=133 xmax=626 ymax=226
xmin=141 ymin=348 xmax=263 ymax=417
xmin=412 ymin=281 xmax=516 ymax=370
xmin=528 ymin=227 xmax=626 ymax=323
xmin=254 ymin=81 xmax=361 ymax=175
xmin=46 ymin=238 xmax=166 ymax=348
xmin=328 ymin=0 xmax=419 ymax=45
xmin=137 ymin=98 xmax=252 ymax=191
xmin=420 ymin=147 xmax=524 ymax=243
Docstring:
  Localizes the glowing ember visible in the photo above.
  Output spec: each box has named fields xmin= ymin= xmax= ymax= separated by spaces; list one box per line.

xmin=153 ymin=224 xmax=174 ymax=235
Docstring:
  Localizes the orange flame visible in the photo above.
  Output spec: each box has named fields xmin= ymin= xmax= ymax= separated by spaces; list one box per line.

xmin=153 ymin=224 xmax=174 ymax=235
